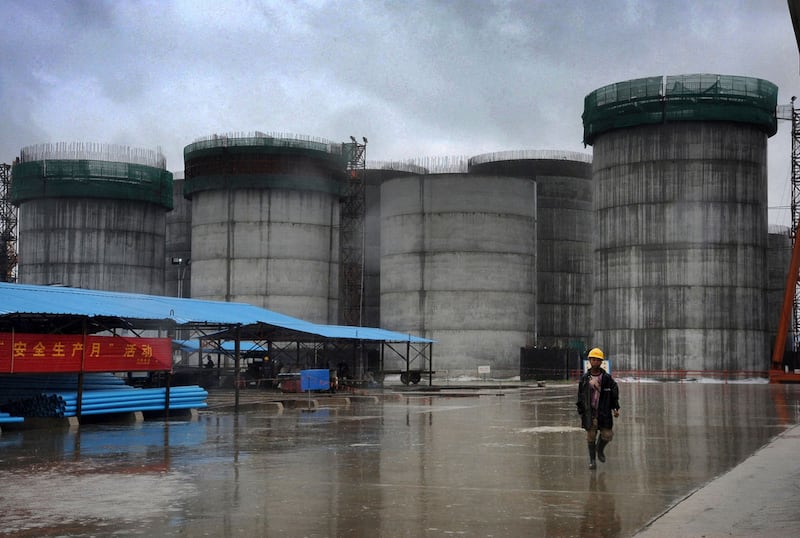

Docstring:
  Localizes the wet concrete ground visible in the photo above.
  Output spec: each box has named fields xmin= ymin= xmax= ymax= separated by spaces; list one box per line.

xmin=1 ymin=381 xmax=799 ymax=537
xmin=634 ymin=421 xmax=800 ymax=537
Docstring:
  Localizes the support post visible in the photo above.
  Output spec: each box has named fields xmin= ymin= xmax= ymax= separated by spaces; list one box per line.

xmin=380 ymin=343 xmax=385 ymax=388
xmin=234 ymin=326 xmax=241 ymax=412
xmin=164 ymin=371 xmax=172 ymax=419
xmin=77 ymin=322 xmax=87 ymax=417
xmin=76 ymin=371 xmax=84 ymax=417
xmin=428 ymin=343 xmax=434 ymax=386
xmin=406 ymin=340 xmax=411 ymax=382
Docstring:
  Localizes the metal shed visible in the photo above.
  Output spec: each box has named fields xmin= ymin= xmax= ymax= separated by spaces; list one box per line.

xmin=0 ymin=282 xmax=434 ymax=408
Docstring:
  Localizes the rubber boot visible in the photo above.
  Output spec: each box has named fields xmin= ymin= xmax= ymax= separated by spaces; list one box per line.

xmin=588 ymin=442 xmax=596 ymax=469
xmin=596 ymin=438 xmax=608 ymax=463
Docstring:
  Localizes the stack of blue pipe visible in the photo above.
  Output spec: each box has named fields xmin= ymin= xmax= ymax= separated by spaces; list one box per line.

xmin=0 ymin=374 xmax=207 ymax=418
xmin=0 ymin=373 xmax=131 ymax=404
xmin=59 ymin=386 xmax=208 ymax=417
xmin=0 ymin=394 xmax=63 ymax=417
xmin=0 ymin=411 xmax=24 ymax=424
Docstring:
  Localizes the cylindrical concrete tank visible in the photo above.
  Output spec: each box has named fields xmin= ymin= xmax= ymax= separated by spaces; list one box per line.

xmin=183 ymin=133 xmax=346 ymax=323
xmin=363 ymin=162 xmax=428 ymax=329
xmin=468 ymin=150 xmax=593 ymax=350
xmin=767 ymin=226 xmax=792 ymax=355
xmin=583 ymin=74 xmax=778 ymax=374
xmin=11 ymin=142 xmax=172 ymax=294
xmin=380 ymin=169 xmax=537 ymax=377
xmin=166 ymin=171 xmax=192 ymax=297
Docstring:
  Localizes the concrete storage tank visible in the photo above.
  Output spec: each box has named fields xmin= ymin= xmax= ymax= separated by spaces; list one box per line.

xmin=183 ymin=133 xmax=347 ymax=323
xmin=10 ymin=142 xmax=172 ymax=294
xmin=468 ymin=150 xmax=593 ymax=350
xmin=767 ymin=226 xmax=792 ymax=357
xmin=380 ymin=160 xmax=537 ymax=377
xmin=583 ymin=74 xmax=778 ymax=374
xmin=363 ymin=162 xmax=428 ymax=329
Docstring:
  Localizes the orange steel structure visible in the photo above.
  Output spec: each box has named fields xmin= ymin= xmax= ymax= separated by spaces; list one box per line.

xmin=771 ymin=97 xmax=800 ymax=382
xmin=771 ymin=225 xmax=800 ymax=382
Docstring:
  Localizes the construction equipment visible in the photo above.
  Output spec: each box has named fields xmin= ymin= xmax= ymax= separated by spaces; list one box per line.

xmin=771 ymin=97 xmax=800 ymax=382
xmin=0 ymin=162 xmax=17 ymax=282
xmin=339 ymin=137 xmax=367 ymax=327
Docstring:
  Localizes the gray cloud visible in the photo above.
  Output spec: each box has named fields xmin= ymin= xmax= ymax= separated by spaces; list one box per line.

xmin=1 ymin=0 xmax=798 ymax=224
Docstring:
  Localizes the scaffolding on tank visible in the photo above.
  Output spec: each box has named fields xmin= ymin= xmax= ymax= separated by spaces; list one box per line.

xmin=0 ymin=163 xmax=17 ymax=282
xmin=339 ymin=137 xmax=367 ymax=327
xmin=10 ymin=143 xmax=173 ymax=210
xmin=772 ymin=96 xmax=800 ymax=383
xmin=582 ymin=74 xmax=778 ymax=145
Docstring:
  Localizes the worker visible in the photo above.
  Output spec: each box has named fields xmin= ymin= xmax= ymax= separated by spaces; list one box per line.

xmin=576 ymin=347 xmax=620 ymax=470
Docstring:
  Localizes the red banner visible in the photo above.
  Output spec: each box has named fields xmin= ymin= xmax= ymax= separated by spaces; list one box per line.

xmin=0 ymin=333 xmax=172 ymax=374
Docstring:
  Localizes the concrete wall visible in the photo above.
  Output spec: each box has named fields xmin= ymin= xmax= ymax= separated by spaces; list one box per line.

xmin=190 ymin=188 xmax=339 ymax=324
xmin=766 ymin=227 xmax=792 ymax=353
xmin=363 ymin=171 xmax=382 ymax=329
xmin=469 ymin=154 xmax=593 ymax=350
xmin=380 ymin=173 xmax=537 ymax=376
xmin=17 ymin=198 xmax=166 ymax=294
xmin=363 ymin=167 xmax=421 ymax=329
xmin=592 ymin=122 xmax=769 ymax=373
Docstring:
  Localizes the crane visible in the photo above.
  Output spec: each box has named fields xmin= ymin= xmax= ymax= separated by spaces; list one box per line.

xmin=772 ymin=97 xmax=800 ymax=381
xmin=771 ymin=1 xmax=800 ymax=381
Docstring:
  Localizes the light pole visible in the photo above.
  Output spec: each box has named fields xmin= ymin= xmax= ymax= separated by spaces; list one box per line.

xmin=171 ymin=257 xmax=190 ymax=298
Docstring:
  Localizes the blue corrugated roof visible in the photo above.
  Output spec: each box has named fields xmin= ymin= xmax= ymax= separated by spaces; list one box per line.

xmin=174 ymin=340 xmax=268 ymax=354
xmin=0 ymin=282 xmax=433 ymax=344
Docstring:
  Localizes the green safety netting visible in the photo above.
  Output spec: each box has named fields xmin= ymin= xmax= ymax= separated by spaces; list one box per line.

xmin=182 ymin=174 xmax=345 ymax=197
xmin=582 ymin=74 xmax=778 ymax=145
xmin=183 ymin=134 xmax=350 ymax=160
xmin=10 ymin=160 xmax=173 ymax=209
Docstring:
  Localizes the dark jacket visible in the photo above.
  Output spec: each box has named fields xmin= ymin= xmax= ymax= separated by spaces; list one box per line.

xmin=576 ymin=369 xmax=620 ymax=431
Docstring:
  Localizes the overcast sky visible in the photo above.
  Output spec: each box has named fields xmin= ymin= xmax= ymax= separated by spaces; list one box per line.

xmin=2 ymin=0 xmax=799 ymax=225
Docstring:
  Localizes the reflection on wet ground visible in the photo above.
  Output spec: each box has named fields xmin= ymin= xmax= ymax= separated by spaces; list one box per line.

xmin=1 ymin=382 xmax=798 ymax=537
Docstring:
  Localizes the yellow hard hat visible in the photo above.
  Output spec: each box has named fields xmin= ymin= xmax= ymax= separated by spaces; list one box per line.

xmin=588 ymin=347 xmax=605 ymax=360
